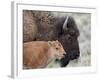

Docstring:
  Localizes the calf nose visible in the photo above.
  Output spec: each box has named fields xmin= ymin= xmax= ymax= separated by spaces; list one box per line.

xmin=63 ymin=52 xmax=66 ymax=55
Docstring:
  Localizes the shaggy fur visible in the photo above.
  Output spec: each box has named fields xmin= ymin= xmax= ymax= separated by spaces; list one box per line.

xmin=23 ymin=40 xmax=66 ymax=69
xmin=23 ymin=10 xmax=80 ymax=67
xmin=23 ymin=10 xmax=38 ymax=42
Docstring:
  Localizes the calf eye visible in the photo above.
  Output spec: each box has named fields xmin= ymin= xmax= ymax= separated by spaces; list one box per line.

xmin=56 ymin=48 xmax=59 ymax=50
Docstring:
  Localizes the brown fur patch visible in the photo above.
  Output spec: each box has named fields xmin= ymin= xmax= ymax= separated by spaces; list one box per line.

xmin=23 ymin=41 xmax=65 ymax=69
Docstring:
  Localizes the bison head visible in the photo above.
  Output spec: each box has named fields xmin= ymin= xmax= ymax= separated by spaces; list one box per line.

xmin=57 ymin=16 xmax=80 ymax=67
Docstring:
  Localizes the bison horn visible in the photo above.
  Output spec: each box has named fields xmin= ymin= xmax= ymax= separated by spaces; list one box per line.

xmin=63 ymin=16 xmax=69 ymax=30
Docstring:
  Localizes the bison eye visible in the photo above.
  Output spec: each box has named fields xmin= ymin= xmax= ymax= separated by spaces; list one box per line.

xmin=68 ymin=37 xmax=73 ymax=43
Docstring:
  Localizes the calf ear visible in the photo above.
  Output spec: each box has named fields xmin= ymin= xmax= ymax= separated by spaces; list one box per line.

xmin=48 ymin=41 xmax=52 ymax=46
xmin=56 ymin=40 xmax=59 ymax=42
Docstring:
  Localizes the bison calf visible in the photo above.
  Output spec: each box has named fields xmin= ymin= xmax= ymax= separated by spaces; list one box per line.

xmin=23 ymin=40 xmax=66 ymax=69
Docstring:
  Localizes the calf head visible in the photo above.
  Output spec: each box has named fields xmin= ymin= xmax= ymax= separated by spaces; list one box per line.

xmin=48 ymin=40 xmax=66 ymax=60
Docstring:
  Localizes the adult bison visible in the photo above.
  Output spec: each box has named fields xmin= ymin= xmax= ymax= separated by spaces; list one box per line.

xmin=23 ymin=10 xmax=80 ymax=67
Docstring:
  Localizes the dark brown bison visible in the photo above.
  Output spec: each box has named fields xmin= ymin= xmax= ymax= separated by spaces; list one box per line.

xmin=23 ymin=10 xmax=80 ymax=67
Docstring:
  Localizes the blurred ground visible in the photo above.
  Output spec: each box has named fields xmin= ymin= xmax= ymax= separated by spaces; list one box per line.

xmin=47 ymin=12 xmax=91 ymax=68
